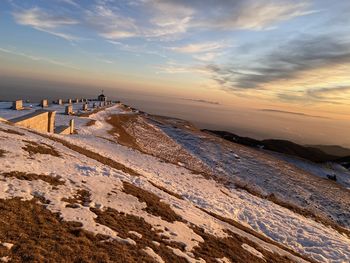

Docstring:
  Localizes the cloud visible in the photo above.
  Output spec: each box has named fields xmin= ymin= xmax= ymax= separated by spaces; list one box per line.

xmin=60 ymin=0 xmax=79 ymax=7
xmin=84 ymin=4 xmax=138 ymax=40
xmin=259 ymin=109 xmax=329 ymax=119
xmin=206 ymin=35 xmax=350 ymax=90
xmin=10 ymin=0 xmax=315 ymax=44
xmin=146 ymin=0 xmax=313 ymax=31
xmin=154 ymin=61 xmax=209 ymax=74
xmin=13 ymin=8 xmax=78 ymax=40
xmin=0 ymin=47 xmax=79 ymax=69
xmin=86 ymin=0 xmax=313 ymax=41
xmin=169 ymin=42 xmax=227 ymax=54
xmin=181 ymin=98 xmax=220 ymax=105
xmin=307 ymin=86 xmax=350 ymax=100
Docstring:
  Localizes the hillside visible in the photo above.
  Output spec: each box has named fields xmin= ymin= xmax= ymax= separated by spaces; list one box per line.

xmin=308 ymin=145 xmax=350 ymax=158
xmin=203 ymin=130 xmax=338 ymax=163
xmin=0 ymin=104 xmax=350 ymax=262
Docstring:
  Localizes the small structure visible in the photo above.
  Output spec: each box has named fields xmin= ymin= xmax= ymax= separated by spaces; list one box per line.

xmin=41 ymin=99 xmax=48 ymax=108
xmin=98 ymin=90 xmax=107 ymax=102
xmin=12 ymin=100 xmax=23 ymax=110
xmin=10 ymin=110 xmax=56 ymax=133
xmin=82 ymin=103 xmax=88 ymax=111
xmin=57 ymin=99 xmax=63 ymax=105
xmin=75 ymin=98 xmax=79 ymax=103
xmin=93 ymin=103 xmax=97 ymax=108
xmin=56 ymin=119 xmax=74 ymax=135
xmin=68 ymin=99 xmax=72 ymax=104
xmin=99 ymin=101 xmax=104 ymax=107
xmin=65 ymin=105 xmax=73 ymax=115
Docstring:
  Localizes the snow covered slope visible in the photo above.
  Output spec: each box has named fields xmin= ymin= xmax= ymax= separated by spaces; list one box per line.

xmin=0 ymin=104 xmax=350 ymax=262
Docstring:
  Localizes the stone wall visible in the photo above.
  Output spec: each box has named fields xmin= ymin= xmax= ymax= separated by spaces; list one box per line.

xmin=65 ymin=105 xmax=73 ymax=115
xmin=10 ymin=110 xmax=56 ymax=133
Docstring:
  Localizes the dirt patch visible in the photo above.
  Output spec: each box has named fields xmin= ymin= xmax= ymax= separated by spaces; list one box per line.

xmin=148 ymin=181 xmax=184 ymax=200
xmin=122 ymin=182 xmax=184 ymax=223
xmin=0 ymin=127 xmax=24 ymax=136
xmin=92 ymin=207 xmax=188 ymax=263
xmin=85 ymin=120 xmax=97 ymax=127
xmin=199 ymin=208 xmax=317 ymax=263
xmin=1 ymin=171 xmax=64 ymax=186
xmin=22 ymin=140 xmax=61 ymax=157
xmin=191 ymin=226 xmax=294 ymax=263
xmin=0 ymin=198 xmax=156 ymax=262
xmin=62 ymin=189 xmax=92 ymax=208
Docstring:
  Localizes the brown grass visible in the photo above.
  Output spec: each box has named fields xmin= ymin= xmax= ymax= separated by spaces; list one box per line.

xmin=148 ymin=181 xmax=184 ymax=200
xmin=191 ymin=226 xmax=294 ymax=263
xmin=122 ymin=182 xmax=184 ymax=223
xmin=22 ymin=140 xmax=61 ymax=157
xmin=1 ymin=171 xmax=64 ymax=186
xmin=0 ymin=149 xmax=6 ymax=157
xmin=62 ymin=189 xmax=92 ymax=208
xmin=0 ymin=198 xmax=156 ymax=262
xmin=0 ymin=127 xmax=24 ymax=136
xmin=85 ymin=120 xmax=97 ymax=127
xmin=91 ymin=207 xmax=188 ymax=263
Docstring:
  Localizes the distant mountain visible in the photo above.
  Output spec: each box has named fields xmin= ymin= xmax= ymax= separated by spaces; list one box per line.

xmin=203 ymin=130 xmax=338 ymax=163
xmin=307 ymin=145 xmax=350 ymax=157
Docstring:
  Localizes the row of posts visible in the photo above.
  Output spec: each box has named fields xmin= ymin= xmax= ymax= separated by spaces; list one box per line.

xmin=12 ymin=99 xmax=113 ymax=112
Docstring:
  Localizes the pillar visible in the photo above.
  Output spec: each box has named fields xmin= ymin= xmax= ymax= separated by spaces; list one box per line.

xmin=12 ymin=100 xmax=23 ymax=110
xmin=41 ymin=99 xmax=48 ymax=108
xmin=69 ymin=119 xmax=74 ymax=134
xmin=65 ymin=105 xmax=73 ymax=115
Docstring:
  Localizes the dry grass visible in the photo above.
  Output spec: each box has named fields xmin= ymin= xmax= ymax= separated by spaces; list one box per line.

xmin=106 ymin=114 xmax=211 ymax=178
xmin=1 ymin=171 xmax=64 ymax=186
xmin=191 ymin=226 xmax=294 ymax=263
xmin=0 ymin=127 xmax=24 ymax=136
xmin=0 ymin=198 xmax=156 ymax=262
xmin=148 ymin=181 xmax=184 ymax=200
xmin=85 ymin=120 xmax=97 ymax=127
xmin=22 ymin=140 xmax=61 ymax=157
xmin=0 ymin=149 xmax=6 ymax=157
xmin=122 ymin=182 xmax=184 ymax=223
xmin=62 ymin=189 xmax=92 ymax=208
xmin=106 ymin=114 xmax=141 ymax=150
xmin=91 ymin=207 xmax=188 ymax=263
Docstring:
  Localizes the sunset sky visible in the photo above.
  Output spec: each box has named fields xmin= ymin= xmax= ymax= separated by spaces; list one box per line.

xmin=1 ymin=0 xmax=350 ymax=145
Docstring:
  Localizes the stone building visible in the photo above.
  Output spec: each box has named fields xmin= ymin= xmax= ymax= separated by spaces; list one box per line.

xmin=98 ymin=91 xmax=107 ymax=102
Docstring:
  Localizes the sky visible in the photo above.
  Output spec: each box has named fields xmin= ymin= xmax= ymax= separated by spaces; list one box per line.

xmin=1 ymin=0 xmax=350 ymax=146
